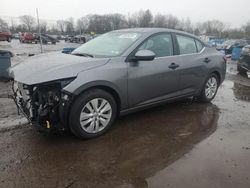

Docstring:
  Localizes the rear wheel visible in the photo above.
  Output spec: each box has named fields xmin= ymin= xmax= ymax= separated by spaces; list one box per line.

xmin=69 ymin=89 xmax=117 ymax=139
xmin=197 ymin=73 xmax=219 ymax=103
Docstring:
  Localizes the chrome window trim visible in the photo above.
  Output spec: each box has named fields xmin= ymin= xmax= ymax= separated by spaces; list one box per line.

xmin=154 ymin=46 xmax=205 ymax=60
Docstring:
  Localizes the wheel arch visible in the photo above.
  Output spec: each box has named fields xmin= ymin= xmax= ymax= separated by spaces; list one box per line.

xmin=72 ymin=81 xmax=122 ymax=113
xmin=210 ymin=70 xmax=221 ymax=84
xmin=61 ymin=81 xmax=123 ymax=129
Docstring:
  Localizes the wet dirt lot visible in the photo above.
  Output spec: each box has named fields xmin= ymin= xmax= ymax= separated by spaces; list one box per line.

xmin=0 ymin=41 xmax=250 ymax=187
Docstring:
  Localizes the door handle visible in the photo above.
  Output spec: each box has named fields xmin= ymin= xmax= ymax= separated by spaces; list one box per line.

xmin=203 ymin=57 xmax=211 ymax=63
xmin=168 ymin=63 xmax=179 ymax=70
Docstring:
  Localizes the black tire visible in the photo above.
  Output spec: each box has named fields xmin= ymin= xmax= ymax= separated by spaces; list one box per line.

xmin=69 ymin=89 xmax=117 ymax=139
xmin=197 ymin=73 xmax=219 ymax=103
xmin=7 ymin=38 xmax=11 ymax=42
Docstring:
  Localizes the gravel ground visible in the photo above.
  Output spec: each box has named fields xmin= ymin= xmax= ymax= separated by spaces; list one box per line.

xmin=0 ymin=39 xmax=80 ymax=66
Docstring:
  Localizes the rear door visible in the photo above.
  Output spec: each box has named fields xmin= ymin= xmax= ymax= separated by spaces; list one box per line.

xmin=174 ymin=34 xmax=209 ymax=95
xmin=127 ymin=33 xmax=182 ymax=107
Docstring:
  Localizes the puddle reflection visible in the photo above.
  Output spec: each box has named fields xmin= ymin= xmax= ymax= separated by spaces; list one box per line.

xmin=233 ymin=82 xmax=250 ymax=102
xmin=0 ymin=102 xmax=220 ymax=187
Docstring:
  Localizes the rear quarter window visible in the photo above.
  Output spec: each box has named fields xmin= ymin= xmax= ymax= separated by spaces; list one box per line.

xmin=176 ymin=35 xmax=197 ymax=55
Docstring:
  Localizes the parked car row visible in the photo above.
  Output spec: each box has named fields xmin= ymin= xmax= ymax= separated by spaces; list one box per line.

xmin=65 ymin=34 xmax=94 ymax=44
xmin=19 ymin=32 xmax=58 ymax=44
xmin=0 ymin=31 xmax=12 ymax=42
xmin=0 ymin=32 xmax=59 ymax=44
xmin=0 ymin=32 xmax=97 ymax=44
xmin=216 ymin=39 xmax=250 ymax=55
xmin=214 ymin=38 xmax=250 ymax=75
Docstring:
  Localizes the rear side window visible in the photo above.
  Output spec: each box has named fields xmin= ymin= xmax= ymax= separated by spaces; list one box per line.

xmin=176 ymin=35 xmax=197 ymax=55
xmin=139 ymin=33 xmax=173 ymax=57
xmin=195 ymin=40 xmax=204 ymax=52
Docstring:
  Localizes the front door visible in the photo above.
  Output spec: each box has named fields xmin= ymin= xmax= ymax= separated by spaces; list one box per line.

xmin=127 ymin=33 xmax=181 ymax=107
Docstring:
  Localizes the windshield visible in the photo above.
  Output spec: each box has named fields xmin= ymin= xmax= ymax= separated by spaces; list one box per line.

xmin=72 ymin=32 xmax=142 ymax=57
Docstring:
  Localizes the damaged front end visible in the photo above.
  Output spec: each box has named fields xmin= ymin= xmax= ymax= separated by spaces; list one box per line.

xmin=12 ymin=78 xmax=74 ymax=132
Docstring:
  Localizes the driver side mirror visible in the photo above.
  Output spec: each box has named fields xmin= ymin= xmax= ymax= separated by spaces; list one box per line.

xmin=134 ymin=50 xmax=156 ymax=61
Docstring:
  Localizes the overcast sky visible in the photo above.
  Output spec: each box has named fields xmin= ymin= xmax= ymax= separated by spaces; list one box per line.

xmin=1 ymin=0 xmax=249 ymax=28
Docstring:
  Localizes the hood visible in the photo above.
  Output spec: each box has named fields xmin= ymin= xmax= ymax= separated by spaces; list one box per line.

xmin=11 ymin=52 xmax=109 ymax=85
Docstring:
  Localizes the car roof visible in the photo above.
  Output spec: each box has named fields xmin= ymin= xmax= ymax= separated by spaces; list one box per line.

xmin=112 ymin=27 xmax=201 ymax=41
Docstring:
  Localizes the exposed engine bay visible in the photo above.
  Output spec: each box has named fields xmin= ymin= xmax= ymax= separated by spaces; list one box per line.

xmin=12 ymin=80 xmax=71 ymax=132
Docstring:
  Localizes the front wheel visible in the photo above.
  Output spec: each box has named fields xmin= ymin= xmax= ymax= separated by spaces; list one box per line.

xmin=197 ymin=73 xmax=219 ymax=103
xmin=69 ymin=89 xmax=117 ymax=139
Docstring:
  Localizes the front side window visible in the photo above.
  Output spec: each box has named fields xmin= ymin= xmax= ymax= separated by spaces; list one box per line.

xmin=176 ymin=35 xmax=197 ymax=55
xmin=196 ymin=40 xmax=204 ymax=52
xmin=138 ymin=33 xmax=173 ymax=57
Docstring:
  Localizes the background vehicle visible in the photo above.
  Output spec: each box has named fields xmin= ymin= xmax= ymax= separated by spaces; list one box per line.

xmin=237 ymin=45 xmax=250 ymax=74
xmin=34 ymin=34 xmax=58 ymax=44
xmin=12 ymin=28 xmax=226 ymax=139
xmin=12 ymin=33 xmax=20 ymax=39
xmin=217 ymin=39 xmax=249 ymax=54
xmin=65 ymin=35 xmax=74 ymax=42
xmin=65 ymin=34 xmax=92 ymax=43
xmin=0 ymin=31 xmax=12 ymax=42
xmin=20 ymin=32 xmax=37 ymax=43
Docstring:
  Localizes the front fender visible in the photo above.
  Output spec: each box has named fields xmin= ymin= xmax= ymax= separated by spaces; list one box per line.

xmin=74 ymin=80 xmax=122 ymax=97
xmin=63 ymin=60 xmax=128 ymax=110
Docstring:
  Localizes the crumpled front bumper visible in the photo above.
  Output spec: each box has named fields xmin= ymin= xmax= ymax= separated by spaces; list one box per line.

xmin=12 ymin=81 xmax=71 ymax=133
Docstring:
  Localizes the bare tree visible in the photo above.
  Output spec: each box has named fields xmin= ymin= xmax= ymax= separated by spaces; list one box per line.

xmin=8 ymin=10 xmax=249 ymax=38
xmin=0 ymin=18 xmax=8 ymax=31
xmin=242 ymin=21 xmax=250 ymax=37
xmin=19 ymin=15 xmax=35 ymax=31
xmin=109 ymin=14 xmax=127 ymax=30
xmin=40 ymin=20 xmax=48 ymax=33
xmin=154 ymin=14 xmax=167 ymax=27
xmin=198 ymin=20 xmax=227 ymax=37
xmin=154 ymin=13 xmax=179 ymax=29
xmin=137 ymin=9 xmax=153 ymax=27
xmin=56 ymin=20 xmax=66 ymax=34
xmin=65 ymin=17 xmax=75 ymax=34
xmin=127 ymin=13 xmax=138 ymax=28
xmin=77 ymin=16 xmax=90 ymax=34
xmin=85 ymin=14 xmax=114 ymax=33
xmin=10 ymin=18 xmax=17 ymax=32
xmin=164 ymin=14 xmax=179 ymax=29
xmin=178 ymin=18 xmax=194 ymax=33
xmin=49 ymin=24 xmax=60 ymax=35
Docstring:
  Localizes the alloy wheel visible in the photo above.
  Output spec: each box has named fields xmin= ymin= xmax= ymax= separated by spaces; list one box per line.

xmin=205 ymin=77 xmax=218 ymax=99
xmin=79 ymin=98 xmax=112 ymax=133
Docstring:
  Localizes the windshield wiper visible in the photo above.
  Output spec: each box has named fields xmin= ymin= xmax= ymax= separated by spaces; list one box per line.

xmin=71 ymin=52 xmax=94 ymax=58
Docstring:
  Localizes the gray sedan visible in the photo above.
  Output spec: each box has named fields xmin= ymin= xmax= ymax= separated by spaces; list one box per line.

xmin=11 ymin=28 xmax=226 ymax=138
